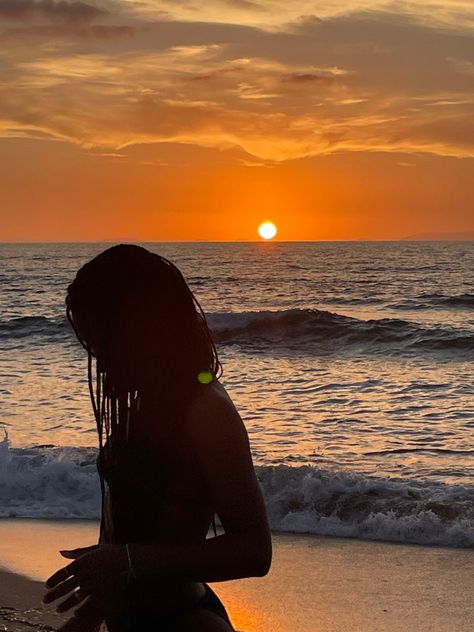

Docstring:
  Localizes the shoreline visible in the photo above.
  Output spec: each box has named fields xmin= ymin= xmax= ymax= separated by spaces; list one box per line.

xmin=0 ymin=521 xmax=473 ymax=632
xmin=0 ymin=568 xmax=67 ymax=631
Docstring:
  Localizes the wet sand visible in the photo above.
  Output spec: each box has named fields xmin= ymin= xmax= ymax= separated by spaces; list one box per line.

xmin=0 ymin=520 xmax=473 ymax=631
xmin=0 ymin=568 xmax=66 ymax=631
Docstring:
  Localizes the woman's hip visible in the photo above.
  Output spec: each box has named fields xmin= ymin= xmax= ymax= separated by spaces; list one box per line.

xmin=105 ymin=584 xmax=233 ymax=632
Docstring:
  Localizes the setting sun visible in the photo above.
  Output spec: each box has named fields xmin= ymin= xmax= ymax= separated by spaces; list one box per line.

xmin=258 ymin=222 xmax=277 ymax=240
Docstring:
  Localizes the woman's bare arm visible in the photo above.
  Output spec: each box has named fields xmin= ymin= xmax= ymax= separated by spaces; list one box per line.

xmin=127 ymin=383 xmax=272 ymax=582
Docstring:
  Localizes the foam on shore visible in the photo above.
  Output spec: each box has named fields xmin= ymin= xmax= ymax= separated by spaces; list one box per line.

xmin=1 ymin=437 xmax=473 ymax=548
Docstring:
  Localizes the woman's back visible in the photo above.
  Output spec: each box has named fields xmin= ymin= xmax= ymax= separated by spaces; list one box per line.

xmin=96 ymin=386 xmax=219 ymax=615
xmin=97 ymin=390 xmax=215 ymax=545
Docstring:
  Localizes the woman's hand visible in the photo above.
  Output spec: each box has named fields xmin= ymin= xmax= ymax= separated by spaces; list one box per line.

xmin=43 ymin=543 xmax=129 ymax=618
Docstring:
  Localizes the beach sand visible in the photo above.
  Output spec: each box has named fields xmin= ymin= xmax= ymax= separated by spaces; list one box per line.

xmin=0 ymin=520 xmax=472 ymax=632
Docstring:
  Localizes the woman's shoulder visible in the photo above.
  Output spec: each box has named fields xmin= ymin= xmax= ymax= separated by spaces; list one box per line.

xmin=188 ymin=379 xmax=237 ymax=418
xmin=185 ymin=380 xmax=247 ymax=442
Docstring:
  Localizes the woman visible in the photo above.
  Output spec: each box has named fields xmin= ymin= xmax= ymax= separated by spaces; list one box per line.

xmin=43 ymin=244 xmax=272 ymax=632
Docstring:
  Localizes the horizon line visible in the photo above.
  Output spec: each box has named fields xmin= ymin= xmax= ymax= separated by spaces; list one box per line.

xmin=1 ymin=238 xmax=474 ymax=245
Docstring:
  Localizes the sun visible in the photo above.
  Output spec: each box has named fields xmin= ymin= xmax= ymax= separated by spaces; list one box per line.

xmin=258 ymin=221 xmax=277 ymax=240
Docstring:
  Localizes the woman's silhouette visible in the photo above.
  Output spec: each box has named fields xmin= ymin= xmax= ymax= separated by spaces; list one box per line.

xmin=43 ymin=244 xmax=272 ymax=631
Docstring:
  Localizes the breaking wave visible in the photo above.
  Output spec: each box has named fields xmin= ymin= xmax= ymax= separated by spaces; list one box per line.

xmin=0 ymin=439 xmax=472 ymax=548
xmin=259 ymin=465 xmax=474 ymax=548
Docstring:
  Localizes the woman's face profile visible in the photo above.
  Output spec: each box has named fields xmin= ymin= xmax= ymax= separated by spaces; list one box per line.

xmin=70 ymin=300 xmax=147 ymax=364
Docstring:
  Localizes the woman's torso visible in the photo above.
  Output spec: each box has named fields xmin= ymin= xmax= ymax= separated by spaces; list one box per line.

xmin=96 ymin=386 xmax=216 ymax=612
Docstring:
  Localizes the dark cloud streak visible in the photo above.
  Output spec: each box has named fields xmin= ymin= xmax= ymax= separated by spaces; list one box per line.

xmin=3 ymin=23 xmax=137 ymax=38
xmin=222 ymin=0 xmax=265 ymax=10
xmin=0 ymin=0 xmax=105 ymax=23
xmin=281 ymin=72 xmax=337 ymax=84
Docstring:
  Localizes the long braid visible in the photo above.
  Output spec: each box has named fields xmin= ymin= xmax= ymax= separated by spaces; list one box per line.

xmin=86 ymin=349 xmax=139 ymax=543
xmin=85 ymin=351 xmax=105 ymax=541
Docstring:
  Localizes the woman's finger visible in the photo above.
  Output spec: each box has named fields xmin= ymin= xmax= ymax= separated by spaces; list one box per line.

xmin=45 ymin=562 xmax=76 ymax=589
xmin=43 ymin=576 xmax=78 ymax=605
xmin=60 ymin=545 xmax=100 ymax=559
xmin=55 ymin=587 xmax=90 ymax=614
xmin=72 ymin=597 xmax=102 ymax=621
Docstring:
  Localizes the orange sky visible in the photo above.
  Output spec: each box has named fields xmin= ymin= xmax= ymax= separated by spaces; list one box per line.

xmin=0 ymin=0 xmax=473 ymax=241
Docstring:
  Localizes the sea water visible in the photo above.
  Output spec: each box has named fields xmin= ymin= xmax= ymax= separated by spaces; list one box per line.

xmin=0 ymin=241 xmax=473 ymax=547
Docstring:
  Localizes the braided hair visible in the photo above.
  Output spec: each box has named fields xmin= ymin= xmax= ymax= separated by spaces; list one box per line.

xmin=65 ymin=244 xmax=221 ymax=541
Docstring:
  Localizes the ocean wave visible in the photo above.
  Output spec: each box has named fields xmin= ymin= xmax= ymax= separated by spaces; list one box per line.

xmin=319 ymin=296 xmax=384 ymax=306
xmin=0 ymin=316 xmax=69 ymax=341
xmin=0 ymin=439 xmax=472 ymax=547
xmin=364 ymin=447 xmax=474 ymax=457
xmin=2 ymin=309 xmax=473 ymax=354
xmin=0 ymin=437 xmax=101 ymax=520
xmin=390 ymin=293 xmax=474 ymax=311
xmin=209 ymin=309 xmax=474 ymax=354
xmin=422 ymin=293 xmax=474 ymax=308
xmin=258 ymin=465 xmax=474 ymax=548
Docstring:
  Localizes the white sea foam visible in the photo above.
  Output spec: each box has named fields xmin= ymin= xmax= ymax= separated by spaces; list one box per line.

xmin=258 ymin=465 xmax=474 ymax=548
xmin=0 ymin=440 xmax=472 ymax=548
xmin=0 ymin=435 xmax=101 ymax=520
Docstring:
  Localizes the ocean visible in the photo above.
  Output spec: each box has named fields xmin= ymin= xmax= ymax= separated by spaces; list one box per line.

xmin=1 ymin=241 xmax=473 ymax=548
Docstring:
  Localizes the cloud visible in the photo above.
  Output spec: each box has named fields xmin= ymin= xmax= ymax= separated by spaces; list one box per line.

xmin=0 ymin=0 xmax=106 ymax=23
xmin=281 ymin=71 xmax=343 ymax=85
xmin=0 ymin=0 xmax=138 ymax=39
xmin=127 ymin=1 xmax=474 ymax=32
xmin=4 ymin=23 xmax=137 ymax=38
xmin=447 ymin=56 xmax=474 ymax=75
xmin=0 ymin=6 xmax=473 ymax=162
xmin=221 ymin=0 xmax=264 ymax=10
xmin=1 ymin=78 xmax=472 ymax=162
